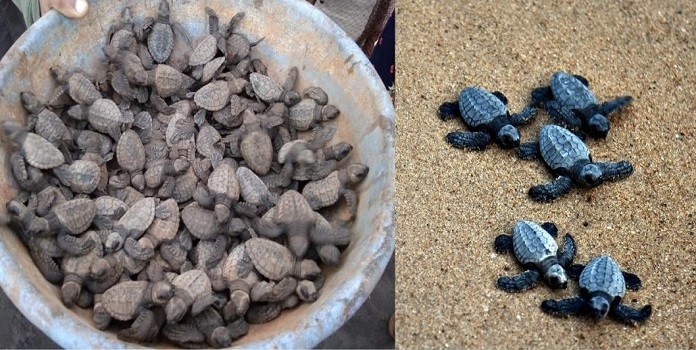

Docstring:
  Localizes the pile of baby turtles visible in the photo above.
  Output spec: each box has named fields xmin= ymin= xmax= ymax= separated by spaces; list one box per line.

xmin=3 ymin=2 xmax=369 ymax=347
xmin=439 ymin=72 xmax=652 ymax=326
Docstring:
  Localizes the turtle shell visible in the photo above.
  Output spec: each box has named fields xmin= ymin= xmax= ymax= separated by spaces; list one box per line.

xmin=457 ymin=87 xmax=507 ymax=128
xmin=274 ymin=190 xmax=314 ymax=226
xmin=172 ymin=269 xmax=212 ymax=300
xmin=200 ymin=57 xmax=225 ymax=84
xmin=222 ymin=244 xmax=254 ymax=282
xmin=245 ymin=238 xmax=294 ymax=281
xmin=88 ymin=98 xmax=132 ymax=134
xmin=550 ymin=71 xmax=598 ymax=110
xmin=153 ymin=65 xmax=193 ymax=98
xmin=196 ymin=124 xmax=224 ymax=165
xmin=53 ymin=198 xmax=96 ymax=235
xmin=35 ymin=109 xmax=71 ymax=145
xmin=301 ymin=171 xmax=341 ymax=211
xmin=94 ymin=196 xmax=128 ymax=230
xmin=249 ymin=73 xmax=283 ymax=103
xmin=117 ymin=197 xmax=156 ymax=239
xmin=181 ymin=205 xmax=219 ymax=240
xmin=144 ymin=198 xmax=179 ymax=245
xmin=22 ymin=132 xmax=65 ymax=169
xmin=207 ymin=160 xmax=240 ymax=201
xmin=240 ymin=128 xmax=273 ymax=176
xmin=189 ymin=35 xmax=217 ymax=66
xmin=67 ymin=72 xmax=101 ymax=105
xmin=172 ymin=168 xmax=198 ymax=203
xmin=148 ymin=23 xmax=174 ymax=63
xmin=67 ymin=160 xmax=102 ymax=194
xmin=288 ymin=98 xmax=319 ymax=131
xmin=538 ymin=125 xmax=591 ymax=171
xmin=102 ymin=280 xmax=149 ymax=320
xmin=61 ymin=231 xmax=103 ymax=278
xmin=511 ymin=220 xmax=558 ymax=266
xmin=194 ymin=80 xmax=230 ymax=112
xmin=116 ymin=130 xmax=146 ymax=172
xmin=578 ymin=255 xmax=626 ymax=300
xmin=236 ymin=166 xmax=272 ymax=207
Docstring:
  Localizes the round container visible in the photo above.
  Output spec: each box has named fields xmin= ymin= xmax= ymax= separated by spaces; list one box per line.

xmin=0 ymin=0 xmax=395 ymax=348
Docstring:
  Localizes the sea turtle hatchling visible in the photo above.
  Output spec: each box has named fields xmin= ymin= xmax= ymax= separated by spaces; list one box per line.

xmin=2 ymin=120 xmax=65 ymax=170
xmin=541 ymin=255 xmax=652 ymax=326
xmin=494 ymin=220 xmax=576 ymax=292
xmin=531 ymin=71 xmax=633 ymax=138
xmin=165 ymin=269 xmax=215 ymax=324
xmin=301 ymin=163 xmax=369 ymax=218
xmin=245 ymin=237 xmax=321 ymax=281
xmin=438 ymin=86 xmax=537 ymax=150
xmin=519 ymin=124 xmax=634 ymax=202
xmin=147 ymin=0 xmax=175 ymax=64
xmin=249 ymin=69 xmax=301 ymax=106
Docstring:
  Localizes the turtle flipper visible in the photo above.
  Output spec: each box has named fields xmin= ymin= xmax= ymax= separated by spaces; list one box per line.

xmin=342 ymin=188 xmax=358 ymax=219
xmin=567 ymin=264 xmax=585 ymax=280
xmin=531 ymin=86 xmax=553 ymax=107
xmin=117 ymin=309 xmax=158 ymax=343
xmin=540 ymin=222 xmax=558 ymax=237
xmin=597 ymin=161 xmax=633 ymax=181
xmin=445 ymin=131 xmax=491 ymax=151
xmin=518 ymin=141 xmax=540 ymax=160
xmin=493 ymin=234 xmax=512 ymax=253
xmin=124 ymin=236 xmax=155 ymax=261
xmin=557 ymin=234 xmax=577 ymax=267
xmin=496 ymin=270 xmax=540 ymax=292
xmin=622 ymin=271 xmax=642 ymax=291
xmin=573 ymin=74 xmax=590 ymax=87
xmin=438 ymin=102 xmax=461 ymax=120
xmin=491 ymin=91 xmax=508 ymax=105
xmin=610 ymin=303 xmax=652 ymax=326
xmin=600 ymin=96 xmax=633 ymax=116
xmin=546 ymin=100 xmax=582 ymax=131
xmin=540 ymin=296 xmax=585 ymax=317
xmin=56 ymin=232 xmax=95 ymax=256
xmin=509 ymin=105 xmax=537 ymax=126
xmin=528 ymin=176 xmax=573 ymax=202
xmin=191 ymin=294 xmax=217 ymax=317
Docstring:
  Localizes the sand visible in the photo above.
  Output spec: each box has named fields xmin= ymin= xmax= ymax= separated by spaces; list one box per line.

xmin=395 ymin=0 xmax=696 ymax=348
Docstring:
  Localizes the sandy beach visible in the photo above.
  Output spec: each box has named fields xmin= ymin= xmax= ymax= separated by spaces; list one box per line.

xmin=395 ymin=0 xmax=696 ymax=348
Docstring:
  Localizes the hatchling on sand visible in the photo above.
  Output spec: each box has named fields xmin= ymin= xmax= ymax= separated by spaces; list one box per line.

xmin=494 ymin=220 xmax=576 ymax=292
xmin=532 ymin=71 xmax=633 ymax=138
xmin=2 ymin=120 xmax=65 ymax=169
xmin=245 ymin=237 xmax=321 ymax=281
xmin=301 ymin=162 xmax=369 ymax=218
xmin=541 ymin=255 xmax=652 ymax=326
xmin=438 ymin=86 xmax=536 ymax=150
xmin=519 ymin=124 xmax=633 ymax=202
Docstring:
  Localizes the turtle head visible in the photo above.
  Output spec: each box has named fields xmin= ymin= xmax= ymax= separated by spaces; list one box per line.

xmin=165 ymin=295 xmax=187 ymax=324
xmin=588 ymin=294 xmax=611 ymax=319
xmin=211 ymin=327 xmax=233 ymax=348
xmin=496 ymin=124 xmax=520 ymax=149
xmin=330 ymin=142 xmax=353 ymax=161
xmin=151 ymin=281 xmax=174 ymax=305
xmin=544 ymin=264 xmax=569 ymax=289
xmin=578 ymin=163 xmax=603 ymax=187
xmin=157 ymin=0 xmax=170 ymax=20
xmin=1 ymin=120 xmax=26 ymax=143
xmin=588 ymin=114 xmax=609 ymax=138
xmin=346 ymin=163 xmax=369 ymax=184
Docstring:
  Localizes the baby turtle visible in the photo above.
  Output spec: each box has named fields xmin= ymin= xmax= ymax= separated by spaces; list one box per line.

xmin=67 ymin=98 xmax=134 ymax=141
xmin=245 ymin=238 xmax=321 ymax=281
xmin=148 ymin=0 xmax=175 ymax=63
xmin=165 ymin=269 xmax=214 ymax=324
xmin=438 ymin=86 xmax=537 ymax=150
xmin=494 ymin=220 xmax=576 ymax=292
xmin=50 ymin=66 xmax=102 ymax=105
xmin=207 ymin=158 xmax=240 ymax=223
xmin=272 ymin=190 xmax=317 ymax=257
xmin=287 ymin=97 xmax=340 ymax=132
xmin=116 ymin=129 xmax=147 ymax=191
xmin=249 ymin=69 xmax=301 ymax=106
xmin=531 ymin=71 xmax=633 ymax=138
xmin=519 ymin=124 xmax=634 ymax=202
xmin=541 ymin=255 xmax=652 ymax=326
xmin=301 ymin=163 xmax=369 ymax=218
xmin=2 ymin=120 xmax=65 ymax=169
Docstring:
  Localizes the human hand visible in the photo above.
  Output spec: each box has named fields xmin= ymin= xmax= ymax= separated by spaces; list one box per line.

xmin=39 ymin=0 xmax=89 ymax=18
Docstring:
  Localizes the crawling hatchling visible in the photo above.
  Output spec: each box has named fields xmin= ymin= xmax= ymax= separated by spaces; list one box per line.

xmin=438 ymin=86 xmax=536 ymax=150
xmin=494 ymin=220 xmax=576 ymax=292
xmin=541 ymin=255 xmax=652 ymax=326
xmin=519 ymin=124 xmax=633 ymax=202
xmin=531 ymin=71 xmax=633 ymax=139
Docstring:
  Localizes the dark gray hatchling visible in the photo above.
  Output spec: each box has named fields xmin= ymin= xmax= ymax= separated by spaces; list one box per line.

xmin=50 ymin=65 xmax=102 ymax=105
xmin=164 ymin=269 xmax=215 ymax=324
xmin=2 ymin=120 xmax=65 ymax=170
xmin=494 ymin=220 xmax=576 ymax=292
xmin=541 ymin=255 xmax=652 ymax=326
xmin=301 ymin=163 xmax=369 ymax=218
xmin=519 ymin=124 xmax=633 ymax=202
xmin=148 ymin=0 xmax=175 ymax=64
xmin=438 ymin=86 xmax=536 ymax=150
xmin=531 ymin=71 xmax=633 ymax=139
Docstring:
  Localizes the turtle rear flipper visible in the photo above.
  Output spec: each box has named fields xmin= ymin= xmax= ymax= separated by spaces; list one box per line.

xmin=528 ymin=176 xmax=573 ymax=202
xmin=540 ymin=296 xmax=585 ymax=317
xmin=446 ymin=131 xmax=490 ymax=151
xmin=117 ymin=309 xmax=158 ymax=343
xmin=493 ymin=234 xmax=512 ymax=254
xmin=557 ymin=234 xmax=577 ymax=267
xmin=546 ymin=100 xmax=582 ymax=131
xmin=531 ymin=86 xmax=553 ymax=107
xmin=508 ymin=105 xmax=536 ymax=126
xmin=597 ymin=161 xmax=633 ymax=182
xmin=622 ymin=271 xmax=642 ymax=291
xmin=437 ymin=101 xmax=461 ymax=120
xmin=611 ymin=304 xmax=652 ymax=325
xmin=518 ymin=141 xmax=540 ymax=160
xmin=496 ymin=270 xmax=540 ymax=292
xmin=600 ymin=96 xmax=633 ymax=116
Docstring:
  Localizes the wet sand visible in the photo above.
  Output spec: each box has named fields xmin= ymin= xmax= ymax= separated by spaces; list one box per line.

xmin=395 ymin=0 xmax=696 ymax=348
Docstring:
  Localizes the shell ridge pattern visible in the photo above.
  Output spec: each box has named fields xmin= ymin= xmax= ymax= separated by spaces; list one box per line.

xmin=539 ymin=125 xmax=590 ymax=170
xmin=458 ymin=87 xmax=506 ymax=127
xmin=579 ymin=255 xmax=626 ymax=299
xmin=551 ymin=72 xmax=598 ymax=110
xmin=512 ymin=220 xmax=557 ymax=265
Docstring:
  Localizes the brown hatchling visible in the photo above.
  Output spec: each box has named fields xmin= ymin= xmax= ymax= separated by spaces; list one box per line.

xmin=196 ymin=123 xmax=224 ymax=167
xmin=61 ymin=231 xmax=103 ymax=307
xmin=292 ymin=141 xmax=353 ymax=181
xmin=147 ymin=0 xmax=175 ymax=64
xmin=221 ymin=244 xmax=258 ymax=321
xmin=303 ymin=86 xmax=329 ymax=106
xmin=163 ymin=307 xmax=232 ymax=348
xmin=272 ymin=190 xmax=316 ymax=257
xmin=194 ymin=78 xmax=249 ymax=112
xmin=181 ymin=203 xmax=242 ymax=240
xmin=302 ymin=163 xmax=369 ymax=218
xmin=2 ymin=120 xmax=65 ymax=169
xmin=245 ymin=295 xmax=298 ymax=324
xmin=238 ymin=109 xmax=284 ymax=176
xmin=67 ymin=98 xmax=134 ymax=141
xmin=142 ymin=64 xmax=195 ymax=99
xmin=197 ymin=56 xmax=226 ymax=84
xmin=249 ymin=69 xmax=300 ymax=106
xmin=124 ymin=198 xmax=179 ymax=261
xmin=8 ymin=151 xmax=49 ymax=192
xmin=296 ymin=279 xmax=318 ymax=302
xmin=287 ymin=97 xmax=340 ymax=132
xmin=207 ymin=158 xmax=240 ymax=223
xmin=250 ymin=276 xmax=297 ymax=303
xmin=165 ymin=269 xmax=214 ymax=324
xmin=93 ymin=196 xmax=128 ymax=231
xmin=50 ymin=66 xmax=102 ymax=105
xmin=236 ymin=166 xmax=277 ymax=210
xmin=144 ymin=158 xmax=189 ymax=190
xmin=43 ymin=198 xmax=96 ymax=236
xmin=116 ymin=129 xmax=147 ymax=191
xmin=33 ymin=108 xmax=74 ymax=158
xmin=52 ymin=159 xmax=102 ymax=194
xmin=245 ymin=237 xmax=321 ymax=282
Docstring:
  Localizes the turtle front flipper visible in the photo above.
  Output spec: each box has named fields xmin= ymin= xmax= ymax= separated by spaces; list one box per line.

xmin=546 ymin=100 xmax=582 ymax=131
xmin=518 ymin=141 xmax=540 ymax=160
xmin=491 ymin=91 xmax=508 ymax=105
xmin=437 ymin=101 xmax=461 ymax=120
xmin=556 ymin=234 xmax=577 ymax=267
xmin=445 ymin=131 xmax=490 ymax=151
xmin=191 ymin=293 xmax=218 ymax=317
xmin=528 ymin=176 xmax=573 ymax=202
xmin=493 ymin=234 xmax=512 ymax=254
xmin=124 ymin=237 xmax=155 ymax=261
xmin=567 ymin=264 xmax=585 ymax=280
xmin=531 ymin=86 xmax=553 ymax=107
xmin=117 ymin=309 xmax=159 ymax=343
xmin=341 ymin=188 xmax=358 ymax=219
xmin=622 ymin=271 xmax=643 ymax=291
xmin=162 ymin=322 xmax=206 ymax=348
xmin=540 ymin=296 xmax=585 ymax=317
xmin=597 ymin=161 xmax=633 ymax=182
xmin=610 ymin=303 xmax=652 ymax=326
xmin=56 ymin=231 xmax=96 ymax=256
xmin=600 ymin=96 xmax=633 ymax=116
xmin=572 ymin=74 xmax=590 ymax=87
xmin=540 ymin=222 xmax=558 ymax=237
xmin=496 ymin=270 xmax=540 ymax=292
xmin=508 ymin=105 xmax=537 ymax=126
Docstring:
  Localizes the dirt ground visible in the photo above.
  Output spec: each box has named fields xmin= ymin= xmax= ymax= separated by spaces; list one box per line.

xmin=395 ymin=0 xmax=695 ymax=348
